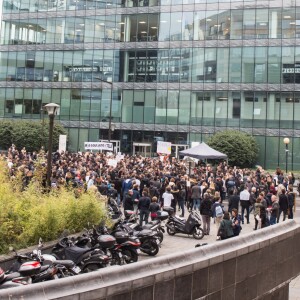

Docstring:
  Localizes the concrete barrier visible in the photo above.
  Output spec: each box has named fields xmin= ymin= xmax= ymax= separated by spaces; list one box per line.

xmin=0 ymin=220 xmax=299 ymax=300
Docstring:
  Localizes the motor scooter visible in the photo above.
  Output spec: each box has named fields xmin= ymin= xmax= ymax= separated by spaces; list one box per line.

xmin=164 ymin=207 xmax=204 ymax=240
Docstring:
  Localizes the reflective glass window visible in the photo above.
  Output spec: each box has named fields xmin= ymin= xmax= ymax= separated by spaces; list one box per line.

xmin=268 ymin=47 xmax=282 ymax=84
xmin=243 ymin=9 xmax=255 ymax=39
xmin=215 ymin=91 xmax=228 ymax=127
xmin=122 ymin=90 xmax=133 ymax=122
xmin=282 ymin=9 xmax=296 ymax=38
xmin=190 ymin=92 xmax=203 ymax=125
xmin=256 ymin=9 xmax=269 ymax=38
xmin=155 ymin=90 xmax=167 ymax=124
xmin=144 ymin=90 xmax=156 ymax=124
xmin=255 ymin=47 xmax=267 ymax=83
xmin=205 ymin=10 xmax=219 ymax=40
xmin=202 ymin=91 xmax=215 ymax=126
xmin=178 ymin=91 xmax=190 ymax=125
xmin=231 ymin=10 xmax=243 ymax=39
xmin=217 ymin=48 xmax=229 ymax=83
xmin=191 ymin=48 xmax=204 ymax=82
xmin=253 ymin=92 xmax=267 ymax=128
xmin=167 ymin=90 xmax=179 ymax=125
xmin=242 ymin=47 xmax=255 ymax=83
xmin=158 ymin=13 xmax=170 ymax=41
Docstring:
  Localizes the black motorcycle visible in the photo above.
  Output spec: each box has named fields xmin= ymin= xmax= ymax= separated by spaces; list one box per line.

xmin=76 ymin=226 xmax=141 ymax=264
xmin=112 ymin=220 xmax=160 ymax=256
xmin=124 ymin=210 xmax=167 ymax=243
xmin=51 ymin=236 xmax=112 ymax=272
xmin=164 ymin=207 xmax=205 ymax=240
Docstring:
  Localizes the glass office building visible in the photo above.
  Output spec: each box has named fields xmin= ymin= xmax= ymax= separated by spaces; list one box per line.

xmin=1 ymin=0 xmax=300 ymax=169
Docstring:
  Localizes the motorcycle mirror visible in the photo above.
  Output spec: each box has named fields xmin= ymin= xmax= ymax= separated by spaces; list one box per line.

xmin=38 ymin=238 xmax=43 ymax=248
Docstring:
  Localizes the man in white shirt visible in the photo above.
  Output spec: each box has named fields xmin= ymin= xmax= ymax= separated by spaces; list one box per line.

xmin=162 ymin=186 xmax=174 ymax=208
xmin=239 ymin=186 xmax=250 ymax=224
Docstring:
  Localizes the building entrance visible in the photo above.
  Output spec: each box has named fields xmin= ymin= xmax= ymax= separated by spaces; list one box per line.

xmin=132 ymin=142 xmax=152 ymax=157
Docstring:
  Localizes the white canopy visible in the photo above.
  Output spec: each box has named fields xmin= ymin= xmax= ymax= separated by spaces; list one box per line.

xmin=179 ymin=142 xmax=227 ymax=160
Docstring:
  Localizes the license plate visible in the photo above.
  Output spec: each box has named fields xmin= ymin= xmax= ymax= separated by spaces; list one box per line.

xmin=72 ymin=266 xmax=81 ymax=274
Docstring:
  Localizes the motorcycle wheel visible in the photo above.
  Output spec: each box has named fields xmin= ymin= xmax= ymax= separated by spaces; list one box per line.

xmin=83 ymin=264 xmax=102 ymax=273
xmin=141 ymin=240 xmax=159 ymax=256
xmin=166 ymin=223 xmax=176 ymax=236
xmin=122 ymin=249 xmax=138 ymax=264
xmin=193 ymin=227 xmax=205 ymax=240
xmin=111 ymin=252 xmax=122 ymax=265
xmin=157 ymin=231 xmax=164 ymax=243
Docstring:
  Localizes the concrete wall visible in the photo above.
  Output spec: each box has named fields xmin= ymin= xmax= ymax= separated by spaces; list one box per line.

xmin=0 ymin=220 xmax=299 ymax=300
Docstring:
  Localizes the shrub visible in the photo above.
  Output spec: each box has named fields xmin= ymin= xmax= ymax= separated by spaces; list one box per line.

xmin=0 ymin=120 xmax=66 ymax=152
xmin=207 ymin=130 xmax=259 ymax=168
xmin=0 ymin=159 xmax=108 ymax=254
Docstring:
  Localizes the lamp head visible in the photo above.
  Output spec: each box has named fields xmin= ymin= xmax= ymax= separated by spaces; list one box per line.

xmin=44 ymin=103 xmax=60 ymax=116
xmin=283 ymin=137 xmax=290 ymax=145
xmin=110 ymin=122 xmax=116 ymax=132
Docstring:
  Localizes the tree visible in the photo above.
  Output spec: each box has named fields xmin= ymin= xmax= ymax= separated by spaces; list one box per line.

xmin=207 ymin=130 xmax=259 ymax=168
xmin=0 ymin=120 xmax=67 ymax=153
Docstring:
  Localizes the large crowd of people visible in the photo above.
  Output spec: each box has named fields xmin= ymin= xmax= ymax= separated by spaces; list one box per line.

xmin=3 ymin=145 xmax=297 ymax=240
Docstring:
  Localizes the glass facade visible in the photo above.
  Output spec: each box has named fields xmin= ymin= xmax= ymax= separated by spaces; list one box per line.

xmin=1 ymin=0 xmax=300 ymax=169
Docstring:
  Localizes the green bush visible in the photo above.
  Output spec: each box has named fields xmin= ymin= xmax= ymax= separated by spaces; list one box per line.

xmin=207 ymin=130 xmax=259 ymax=168
xmin=0 ymin=160 xmax=108 ymax=254
xmin=0 ymin=120 xmax=66 ymax=152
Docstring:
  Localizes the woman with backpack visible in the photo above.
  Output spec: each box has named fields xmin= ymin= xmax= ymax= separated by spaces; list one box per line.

xmin=211 ymin=195 xmax=223 ymax=230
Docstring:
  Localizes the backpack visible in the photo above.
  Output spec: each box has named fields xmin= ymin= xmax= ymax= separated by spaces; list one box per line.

xmin=215 ymin=205 xmax=223 ymax=217
xmin=227 ymin=180 xmax=235 ymax=187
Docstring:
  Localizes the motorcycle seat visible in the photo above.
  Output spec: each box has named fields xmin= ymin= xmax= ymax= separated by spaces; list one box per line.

xmin=65 ymin=246 xmax=92 ymax=263
xmin=135 ymin=229 xmax=153 ymax=237
xmin=53 ymin=260 xmax=75 ymax=268
xmin=143 ymin=220 xmax=159 ymax=229
xmin=5 ymin=272 xmax=21 ymax=281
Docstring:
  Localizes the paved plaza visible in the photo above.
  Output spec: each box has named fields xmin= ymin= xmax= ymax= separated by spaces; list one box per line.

xmin=138 ymin=197 xmax=300 ymax=299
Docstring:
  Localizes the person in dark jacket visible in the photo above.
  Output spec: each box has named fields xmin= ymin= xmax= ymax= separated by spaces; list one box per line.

xmin=228 ymin=190 xmax=240 ymax=214
xmin=200 ymin=193 xmax=212 ymax=235
xmin=138 ymin=191 xmax=151 ymax=226
xmin=217 ymin=212 xmax=234 ymax=240
xmin=124 ymin=189 xmax=134 ymax=211
xmin=149 ymin=196 xmax=160 ymax=220
xmin=177 ymin=184 xmax=186 ymax=217
xmin=278 ymin=188 xmax=289 ymax=222
xmin=231 ymin=208 xmax=242 ymax=236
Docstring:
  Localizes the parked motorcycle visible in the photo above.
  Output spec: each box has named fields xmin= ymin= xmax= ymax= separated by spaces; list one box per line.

xmin=111 ymin=219 xmax=160 ymax=256
xmin=107 ymin=197 xmax=122 ymax=220
xmin=75 ymin=226 xmax=141 ymax=264
xmin=164 ymin=207 xmax=205 ymax=240
xmin=124 ymin=210 xmax=167 ymax=243
xmin=5 ymin=241 xmax=81 ymax=282
xmin=51 ymin=236 xmax=111 ymax=272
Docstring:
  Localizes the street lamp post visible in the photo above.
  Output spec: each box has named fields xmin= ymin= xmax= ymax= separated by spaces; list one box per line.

xmin=95 ymin=77 xmax=113 ymax=142
xmin=44 ymin=103 xmax=60 ymax=188
xmin=283 ymin=137 xmax=290 ymax=174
